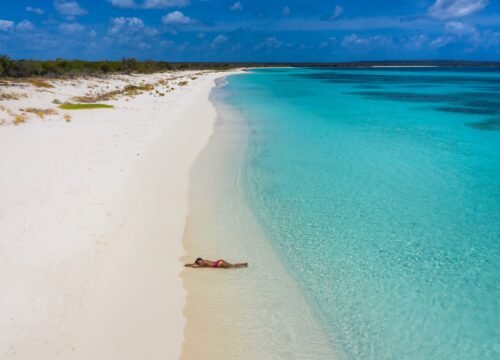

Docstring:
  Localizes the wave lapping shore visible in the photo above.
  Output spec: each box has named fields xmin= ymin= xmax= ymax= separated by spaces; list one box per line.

xmin=181 ymin=78 xmax=335 ymax=359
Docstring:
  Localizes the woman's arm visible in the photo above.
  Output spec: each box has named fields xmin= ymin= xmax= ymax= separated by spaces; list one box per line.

xmin=184 ymin=263 xmax=201 ymax=268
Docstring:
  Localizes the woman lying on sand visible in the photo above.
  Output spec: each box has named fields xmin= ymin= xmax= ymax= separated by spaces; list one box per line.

xmin=184 ymin=258 xmax=248 ymax=269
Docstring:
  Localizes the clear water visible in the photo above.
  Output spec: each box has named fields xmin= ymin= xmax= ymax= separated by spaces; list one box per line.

xmin=182 ymin=78 xmax=334 ymax=359
xmin=223 ymin=68 xmax=500 ymax=359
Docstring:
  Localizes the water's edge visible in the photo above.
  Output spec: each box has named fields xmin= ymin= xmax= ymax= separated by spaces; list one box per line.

xmin=181 ymin=74 xmax=335 ymax=359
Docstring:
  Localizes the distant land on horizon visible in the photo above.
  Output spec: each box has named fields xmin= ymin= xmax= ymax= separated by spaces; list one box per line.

xmin=271 ymin=60 xmax=500 ymax=67
xmin=1 ymin=56 xmax=499 ymax=78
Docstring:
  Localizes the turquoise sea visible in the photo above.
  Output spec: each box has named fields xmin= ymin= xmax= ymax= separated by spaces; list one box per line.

xmin=221 ymin=68 xmax=500 ymax=359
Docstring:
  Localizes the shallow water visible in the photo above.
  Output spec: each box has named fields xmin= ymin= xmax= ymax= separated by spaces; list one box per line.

xmin=182 ymin=78 xmax=333 ymax=359
xmin=223 ymin=68 xmax=500 ymax=359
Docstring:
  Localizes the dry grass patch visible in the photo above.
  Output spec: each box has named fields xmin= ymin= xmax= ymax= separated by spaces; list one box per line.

xmin=73 ymin=83 xmax=156 ymax=103
xmin=73 ymin=94 xmax=106 ymax=103
xmin=25 ymin=78 xmax=54 ymax=88
xmin=21 ymin=107 xmax=59 ymax=119
xmin=13 ymin=114 xmax=27 ymax=125
xmin=0 ymin=92 xmax=26 ymax=100
xmin=123 ymin=84 xmax=155 ymax=94
xmin=178 ymin=80 xmax=189 ymax=86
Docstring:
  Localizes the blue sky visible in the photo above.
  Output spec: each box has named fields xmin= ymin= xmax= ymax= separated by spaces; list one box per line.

xmin=1 ymin=0 xmax=499 ymax=61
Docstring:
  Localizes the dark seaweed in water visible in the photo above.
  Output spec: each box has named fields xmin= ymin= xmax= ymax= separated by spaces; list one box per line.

xmin=356 ymin=84 xmax=383 ymax=90
xmin=436 ymin=107 xmax=499 ymax=115
xmin=347 ymin=91 xmax=500 ymax=117
xmin=465 ymin=118 xmax=500 ymax=131
xmin=348 ymin=91 xmax=460 ymax=103
xmin=297 ymin=69 xmax=500 ymax=131
xmin=295 ymin=69 xmax=500 ymax=87
xmin=463 ymin=100 xmax=500 ymax=112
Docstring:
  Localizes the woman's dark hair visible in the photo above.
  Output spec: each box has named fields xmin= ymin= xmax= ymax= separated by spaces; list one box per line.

xmin=195 ymin=257 xmax=203 ymax=265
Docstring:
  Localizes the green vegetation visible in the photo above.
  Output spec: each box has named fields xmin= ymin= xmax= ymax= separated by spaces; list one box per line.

xmin=59 ymin=103 xmax=114 ymax=110
xmin=0 ymin=55 xmax=244 ymax=78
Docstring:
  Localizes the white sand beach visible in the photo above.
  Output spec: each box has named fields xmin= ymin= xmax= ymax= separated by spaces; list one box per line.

xmin=0 ymin=70 xmax=239 ymax=359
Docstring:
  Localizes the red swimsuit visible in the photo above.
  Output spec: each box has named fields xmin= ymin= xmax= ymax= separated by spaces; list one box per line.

xmin=211 ymin=259 xmax=223 ymax=268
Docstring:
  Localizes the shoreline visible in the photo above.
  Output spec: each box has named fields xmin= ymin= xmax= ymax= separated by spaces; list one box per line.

xmin=181 ymin=74 xmax=334 ymax=358
xmin=0 ymin=70 xmax=240 ymax=359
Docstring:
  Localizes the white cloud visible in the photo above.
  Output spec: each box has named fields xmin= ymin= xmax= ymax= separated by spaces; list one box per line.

xmin=428 ymin=0 xmax=488 ymax=19
xmin=430 ymin=21 xmax=481 ymax=48
xmin=333 ymin=5 xmax=344 ymax=20
xmin=0 ymin=19 xmax=34 ymax=32
xmin=429 ymin=36 xmax=452 ymax=48
xmin=108 ymin=16 xmax=158 ymax=36
xmin=341 ymin=33 xmax=392 ymax=49
xmin=111 ymin=17 xmax=141 ymax=33
xmin=230 ymin=1 xmax=243 ymax=11
xmin=111 ymin=17 xmax=143 ymax=31
xmin=405 ymin=35 xmax=428 ymax=51
xmin=372 ymin=35 xmax=393 ymax=47
xmin=107 ymin=0 xmax=189 ymax=8
xmin=54 ymin=1 xmax=87 ymax=17
xmin=282 ymin=6 xmax=291 ymax=17
xmin=481 ymin=30 xmax=500 ymax=48
xmin=161 ymin=11 xmax=193 ymax=25
xmin=143 ymin=0 xmax=189 ymax=8
xmin=0 ymin=20 xmax=15 ymax=31
xmin=59 ymin=22 xmax=85 ymax=33
xmin=26 ymin=6 xmax=44 ymax=15
xmin=341 ymin=34 xmax=369 ymax=48
xmin=445 ymin=21 xmax=478 ymax=36
xmin=453 ymin=21 xmax=479 ymax=45
xmin=105 ymin=17 xmax=158 ymax=49
xmin=211 ymin=34 xmax=228 ymax=48
xmin=17 ymin=20 xmax=35 ymax=31
xmin=254 ymin=36 xmax=282 ymax=50
xmin=108 ymin=0 xmax=137 ymax=8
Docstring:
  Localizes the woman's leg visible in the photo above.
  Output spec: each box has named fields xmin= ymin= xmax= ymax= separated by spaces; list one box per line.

xmin=216 ymin=260 xmax=248 ymax=268
xmin=217 ymin=260 xmax=232 ymax=268
xmin=233 ymin=262 xmax=248 ymax=268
